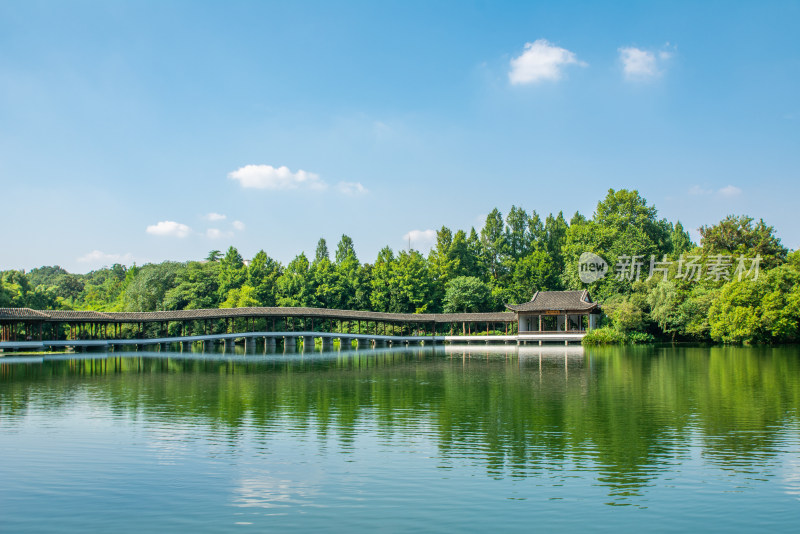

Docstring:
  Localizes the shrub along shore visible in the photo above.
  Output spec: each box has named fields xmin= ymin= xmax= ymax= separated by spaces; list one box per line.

xmin=2 ymin=189 xmax=797 ymax=345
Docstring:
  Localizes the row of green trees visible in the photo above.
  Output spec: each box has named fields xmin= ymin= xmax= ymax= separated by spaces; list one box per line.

xmin=2 ymin=189 xmax=797 ymax=344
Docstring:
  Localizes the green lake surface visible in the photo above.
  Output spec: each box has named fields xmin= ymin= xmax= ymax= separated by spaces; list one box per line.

xmin=1 ymin=345 xmax=799 ymax=532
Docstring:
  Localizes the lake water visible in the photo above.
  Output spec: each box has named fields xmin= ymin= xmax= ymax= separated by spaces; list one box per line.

xmin=1 ymin=345 xmax=799 ymax=532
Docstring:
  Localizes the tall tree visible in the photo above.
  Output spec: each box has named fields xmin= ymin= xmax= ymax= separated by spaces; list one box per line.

xmin=480 ymin=209 xmax=507 ymax=281
xmin=218 ymin=246 xmax=247 ymax=301
xmin=314 ymin=238 xmax=330 ymax=264
xmin=428 ymin=226 xmax=459 ymax=306
xmin=276 ymin=253 xmax=313 ymax=307
xmin=391 ymin=250 xmax=434 ymax=313
xmin=443 ymin=276 xmax=492 ymax=313
xmin=544 ymin=211 xmax=569 ymax=285
xmin=335 ymin=234 xmax=358 ymax=264
xmin=370 ymin=247 xmax=396 ymax=312
xmin=122 ymin=262 xmax=182 ymax=311
xmin=699 ymin=215 xmax=787 ymax=269
xmin=511 ymin=250 xmax=555 ymax=303
xmin=570 ymin=211 xmax=587 ymax=226
xmin=248 ymin=250 xmax=282 ymax=306
xmin=164 ymin=261 xmax=220 ymax=310
xmin=505 ymin=206 xmax=532 ymax=260
xmin=528 ymin=210 xmax=546 ymax=251
xmin=670 ymin=221 xmax=694 ymax=256
xmin=466 ymin=228 xmax=485 ymax=280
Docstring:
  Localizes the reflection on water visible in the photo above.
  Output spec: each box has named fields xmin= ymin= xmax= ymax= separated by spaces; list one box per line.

xmin=1 ymin=345 xmax=800 ymax=531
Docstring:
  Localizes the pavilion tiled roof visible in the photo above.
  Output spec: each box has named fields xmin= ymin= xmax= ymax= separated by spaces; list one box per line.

xmin=505 ymin=290 xmax=599 ymax=313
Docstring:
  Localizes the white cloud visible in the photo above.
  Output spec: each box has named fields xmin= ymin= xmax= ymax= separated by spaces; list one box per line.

xmin=719 ymin=185 xmax=742 ymax=197
xmin=232 ymin=220 xmax=246 ymax=231
xmin=336 ymin=181 xmax=368 ymax=196
xmin=228 ymin=164 xmax=327 ymax=191
xmin=206 ymin=228 xmax=233 ymax=239
xmin=205 ymin=212 xmax=227 ymax=221
xmin=509 ymin=39 xmax=586 ymax=85
xmin=689 ymin=185 xmax=742 ymax=197
xmin=619 ymin=45 xmax=672 ymax=81
xmin=77 ymin=250 xmax=134 ymax=265
xmin=689 ymin=185 xmax=713 ymax=196
xmin=403 ymin=229 xmax=437 ymax=252
xmin=146 ymin=220 xmax=192 ymax=238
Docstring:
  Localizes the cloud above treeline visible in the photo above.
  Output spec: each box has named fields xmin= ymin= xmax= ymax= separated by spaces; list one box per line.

xmin=228 ymin=164 xmax=326 ymax=190
xmin=228 ymin=164 xmax=367 ymax=195
xmin=77 ymin=250 xmax=135 ymax=264
xmin=145 ymin=216 xmax=246 ymax=239
xmin=403 ymin=229 xmax=437 ymax=252
xmin=146 ymin=220 xmax=192 ymax=238
xmin=689 ymin=185 xmax=742 ymax=197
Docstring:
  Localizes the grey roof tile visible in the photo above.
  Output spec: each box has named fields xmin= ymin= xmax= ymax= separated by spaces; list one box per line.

xmin=505 ymin=291 xmax=599 ymax=312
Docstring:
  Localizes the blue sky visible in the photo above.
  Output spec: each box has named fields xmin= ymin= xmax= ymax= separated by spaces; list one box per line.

xmin=1 ymin=0 xmax=798 ymax=273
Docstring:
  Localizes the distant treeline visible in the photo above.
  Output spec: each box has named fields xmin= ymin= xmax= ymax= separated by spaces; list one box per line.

xmin=2 ymin=189 xmax=798 ymax=344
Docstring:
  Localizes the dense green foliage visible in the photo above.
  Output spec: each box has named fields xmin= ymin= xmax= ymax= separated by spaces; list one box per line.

xmin=582 ymin=326 xmax=656 ymax=345
xmin=2 ymin=189 xmax=796 ymax=344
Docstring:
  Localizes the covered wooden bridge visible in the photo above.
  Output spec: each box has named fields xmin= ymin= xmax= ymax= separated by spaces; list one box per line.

xmin=0 ymin=306 xmax=518 ymax=351
xmin=1 ymin=291 xmax=600 ymax=352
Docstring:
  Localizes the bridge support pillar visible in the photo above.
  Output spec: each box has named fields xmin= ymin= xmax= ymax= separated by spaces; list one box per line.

xmin=224 ymin=338 xmax=234 ymax=353
xmin=357 ymin=338 xmax=370 ymax=349
xmin=265 ymin=337 xmax=276 ymax=352
xmin=303 ymin=336 xmax=315 ymax=352
xmin=374 ymin=339 xmax=386 ymax=348
xmin=339 ymin=337 xmax=350 ymax=350
xmin=182 ymin=341 xmax=192 ymax=352
xmin=321 ymin=337 xmax=332 ymax=351
xmin=245 ymin=337 xmax=256 ymax=353
xmin=283 ymin=336 xmax=296 ymax=351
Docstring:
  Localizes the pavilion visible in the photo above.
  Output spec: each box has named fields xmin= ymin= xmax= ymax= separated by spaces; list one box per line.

xmin=506 ymin=290 xmax=600 ymax=334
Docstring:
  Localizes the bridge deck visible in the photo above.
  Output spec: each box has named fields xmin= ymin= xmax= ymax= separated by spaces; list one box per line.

xmin=1 ymin=330 xmax=586 ymax=351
